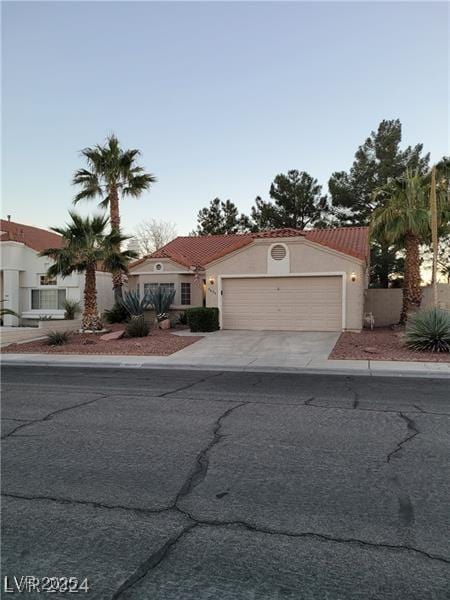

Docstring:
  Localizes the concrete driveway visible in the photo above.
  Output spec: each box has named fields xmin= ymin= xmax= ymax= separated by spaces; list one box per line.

xmin=170 ymin=330 xmax=340 ymax=369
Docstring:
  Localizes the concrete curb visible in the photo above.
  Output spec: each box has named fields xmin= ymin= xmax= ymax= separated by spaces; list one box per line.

xmin=2 ymin=355 xmax=450 ymax=379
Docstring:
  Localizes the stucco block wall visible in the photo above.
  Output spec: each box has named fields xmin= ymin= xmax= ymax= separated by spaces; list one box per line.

xmin=365 ymin=284 xmax=450 ymax=327
xmin=205 ymin=239 xmax=366 ymax=330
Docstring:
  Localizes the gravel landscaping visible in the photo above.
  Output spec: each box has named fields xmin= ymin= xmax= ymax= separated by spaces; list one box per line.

xmin=1 ymin=324 xmax=202 ymax=356
xmin=330 ymin=327 xmax=450 ymax=362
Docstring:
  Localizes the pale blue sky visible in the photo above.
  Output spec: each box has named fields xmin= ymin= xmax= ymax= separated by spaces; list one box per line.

xmin=2 ymin=1 xmax=449 ymax=236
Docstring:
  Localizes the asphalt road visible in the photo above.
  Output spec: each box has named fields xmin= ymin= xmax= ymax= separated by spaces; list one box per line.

xmin=2 ymin=366 xmax=450 ymax=600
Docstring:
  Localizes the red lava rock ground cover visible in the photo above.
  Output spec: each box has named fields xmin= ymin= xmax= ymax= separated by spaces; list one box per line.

xmin=2 ymin=324 xmax=202 ymax=356
xmin=330 ymin=327 xmax=450 ymax=363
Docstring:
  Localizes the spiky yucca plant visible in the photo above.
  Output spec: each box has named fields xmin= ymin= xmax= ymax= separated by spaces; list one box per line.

xmin=145 ymin=286 xmax=176 ymax=321
xmin=405 ymin=308 xmax=450 ymax=353
xmin=119 ymin=290 xmax=151 ymax=317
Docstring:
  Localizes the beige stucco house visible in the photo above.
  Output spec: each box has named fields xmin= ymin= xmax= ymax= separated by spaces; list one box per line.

xmin=129 ymin=227 xmax=369 ymax=331
xmin=0 ymin=219 xmax=113 ymax=326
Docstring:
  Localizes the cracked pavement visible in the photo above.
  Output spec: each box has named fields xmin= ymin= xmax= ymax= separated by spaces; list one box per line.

xmin=2 ymin=366 xmax=450 ymax=599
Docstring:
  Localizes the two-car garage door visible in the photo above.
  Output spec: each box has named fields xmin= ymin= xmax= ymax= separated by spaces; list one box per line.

xmin=221 ymin=276 xmax=342 ymax=331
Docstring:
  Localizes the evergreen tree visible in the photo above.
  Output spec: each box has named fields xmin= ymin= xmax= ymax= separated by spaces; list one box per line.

xmin=250 ymin=170 xmax=329 ymax=231
xmin=195 ymin=198 xmax=250 ymax=235
xmin=329 ymin=119 xmax=429 ymax=225
xmin=329 ymin=119 xmax=429 ymax=287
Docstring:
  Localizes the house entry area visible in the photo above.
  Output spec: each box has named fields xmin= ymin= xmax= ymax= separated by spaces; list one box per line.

xmin=220 ymin=275 xmax=343 ymax=331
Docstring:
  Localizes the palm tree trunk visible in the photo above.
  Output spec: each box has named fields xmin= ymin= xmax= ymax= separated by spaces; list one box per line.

xmin=82 ymin=263 xmax=102 ymax=330
xmin=399 ymin=232 xmax=422 ymax=324
xmin=109 ymin=184 xmax=124 ymax=302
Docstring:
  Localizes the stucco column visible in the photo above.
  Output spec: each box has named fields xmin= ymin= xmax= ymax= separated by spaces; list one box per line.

xmin=2 ymin=269 xmax=20 ymax=326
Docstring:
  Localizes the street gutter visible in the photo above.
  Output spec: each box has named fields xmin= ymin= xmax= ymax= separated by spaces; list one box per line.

xmin=2 ymin=354 xmax=450 ymax=379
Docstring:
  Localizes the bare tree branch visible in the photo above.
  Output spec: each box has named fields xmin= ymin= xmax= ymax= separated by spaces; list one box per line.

xmin=132 ymin=219 xmax=177 ymax=257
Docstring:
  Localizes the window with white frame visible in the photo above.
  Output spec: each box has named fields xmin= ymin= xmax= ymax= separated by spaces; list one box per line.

xmin=39 ymin=274 xmax=57 ymax=286
xmin=31 ymin=289 xmax=66 ymax=310
xmin=160 ymin=283 xmax=175 ymax=292
xmin=181 ymin=282 xmax=191 ymax=305
xmin=143 ymin=282 xmax=159 ymax=299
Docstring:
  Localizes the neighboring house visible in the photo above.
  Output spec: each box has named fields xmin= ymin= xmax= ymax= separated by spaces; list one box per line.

xmin=129 ymin=227 xmax=369 ymax=331
xmin=0 ymin=218 xmax=113 ymax=326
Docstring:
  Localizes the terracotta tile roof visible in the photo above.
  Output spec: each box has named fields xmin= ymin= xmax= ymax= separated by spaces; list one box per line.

xmin=0 ymin=219 xmax=63 ymax=252
xmin=131 ymin=234 xmax=254 ymax=269
xmin=305 ymin=227 xmax=369 ymax=262
xmin=130 ymin=226 xmax=369 ymax=270
xmin=252 ymin=228 xmax=307 ymax=238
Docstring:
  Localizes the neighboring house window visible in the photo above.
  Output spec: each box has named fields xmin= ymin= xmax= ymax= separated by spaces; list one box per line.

xmin=39 ymin=274 xmax=57 ymax=286
xmin=181 ymin=282 xmax=191 ymax=305
xmin=136 ymin=284 xmax=140 ymax=299
xmin=31 ymin=289 xmax=66 ymax=310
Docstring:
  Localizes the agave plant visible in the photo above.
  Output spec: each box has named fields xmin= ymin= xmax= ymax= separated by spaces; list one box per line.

xmin=119 ymin=290 xmax=151 ymax=317
xmin=145 ymin=286 xmax=176 ymax=321
xmin=63 ymin=299 xmax=81 ymax=320
xmin=405 ymin=308 xmax=450 ymax=353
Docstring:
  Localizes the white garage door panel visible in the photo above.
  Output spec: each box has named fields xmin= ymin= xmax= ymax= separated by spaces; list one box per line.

xmin=222 ymin=276 xmax=342 ymax=331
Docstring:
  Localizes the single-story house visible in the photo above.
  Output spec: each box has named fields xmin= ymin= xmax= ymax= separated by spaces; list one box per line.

xmin=129 ymin=227 xmax=369 ymax=331
xmin=0 ymin=218 xmax=113 ymax=326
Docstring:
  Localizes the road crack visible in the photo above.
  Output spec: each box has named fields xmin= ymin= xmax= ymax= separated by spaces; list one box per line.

xmin=110 ymin=522 xmax=197 ymax=599
xmin=2 ymin=492 xmax=173 ymax=515
xmin=345 ymin=376 xmax=359 ymax=408
xmin=1 ymin=393 xmax=112 ymax=440
xmin=175 ymin=402 xmax=248 ymax=502
xmin=386 ymin=413 xmax=420 ymax=463
xmin=157 ymin=371 xmax=224 ymax=397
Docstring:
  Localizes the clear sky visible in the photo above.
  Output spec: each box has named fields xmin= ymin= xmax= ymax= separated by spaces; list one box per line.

xmin=2 ymin=1 xmax=449 ymax=236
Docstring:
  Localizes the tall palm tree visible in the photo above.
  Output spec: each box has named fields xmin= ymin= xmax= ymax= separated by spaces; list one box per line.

xmin=371 ymin=169 xmax=429 ymax=324
xmin=72 ymin=135 xmax=156 ymax=300
xmin=40 ymin=213 xmax=137 ymax=331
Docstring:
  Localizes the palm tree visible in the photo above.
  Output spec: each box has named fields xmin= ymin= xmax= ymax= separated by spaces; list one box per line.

xmin=40 ymin=212 xmax=137 ymax=331
xmin=72 ymin=135 xmax=156 ymax=300
xmin=0 ymin=301 xmax=19 ymax=320
xmin=371 ymin=169 xmax=430 ymax=324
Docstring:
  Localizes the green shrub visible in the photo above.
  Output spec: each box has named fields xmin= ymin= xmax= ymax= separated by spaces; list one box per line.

xmin=145 ymin=286 xmax=176 ymax=320
xmin=405 ymin=308 xmax=450 ymax=353
xmin=125 ymin=315 xmax=150 ymax=338
xmin=47 ymin=331 xmax=71 ymax=346
xmin=120 ymin=290 xmax=151 ymax=317
xmin=186 ymin=307 xmax=219 ymax=332
xmin=177 ymin=311 xmax=188 ymax=326
xmin=103 ymin=303 xmax=129 ymax=324
xmin=63 ymin=299 xmax=81 ymax=320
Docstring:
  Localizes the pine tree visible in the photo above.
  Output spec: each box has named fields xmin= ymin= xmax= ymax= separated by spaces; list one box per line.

xmin=250 ymin=170 xmax=329 ymax=231
xmin=195 ymin=198 xmax=250 ymax=235
xmin=329 ymin=119 xmax=429 ymax=287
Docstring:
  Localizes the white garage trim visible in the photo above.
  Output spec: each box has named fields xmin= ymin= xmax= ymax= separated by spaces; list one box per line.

xmin=217 ymin=272 xmax=347 ymax=330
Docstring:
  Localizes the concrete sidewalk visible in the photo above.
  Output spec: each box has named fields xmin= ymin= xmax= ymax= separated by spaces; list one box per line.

xmin=2 ymin=351 xmax=450 ymax=378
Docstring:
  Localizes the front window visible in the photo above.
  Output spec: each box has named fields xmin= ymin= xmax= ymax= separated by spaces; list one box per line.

xmin=160 ymin=283 xmax=175 ymax=292
xmin=144 ymin=283 xmax=159 ymax=299
xmin=181 ymin=282 xmax=191 ymax=305
xmin=39 ymin=274 xmax=57 ymax=286
xmin=31 ymin=289 xmax=66 ymax=310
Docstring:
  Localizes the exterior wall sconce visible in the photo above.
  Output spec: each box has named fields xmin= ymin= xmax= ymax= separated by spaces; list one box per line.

xmin=351 ymin=272 xmax=356 ymax=282
xmin=209 ymin=276 xmax=215 ymax=285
